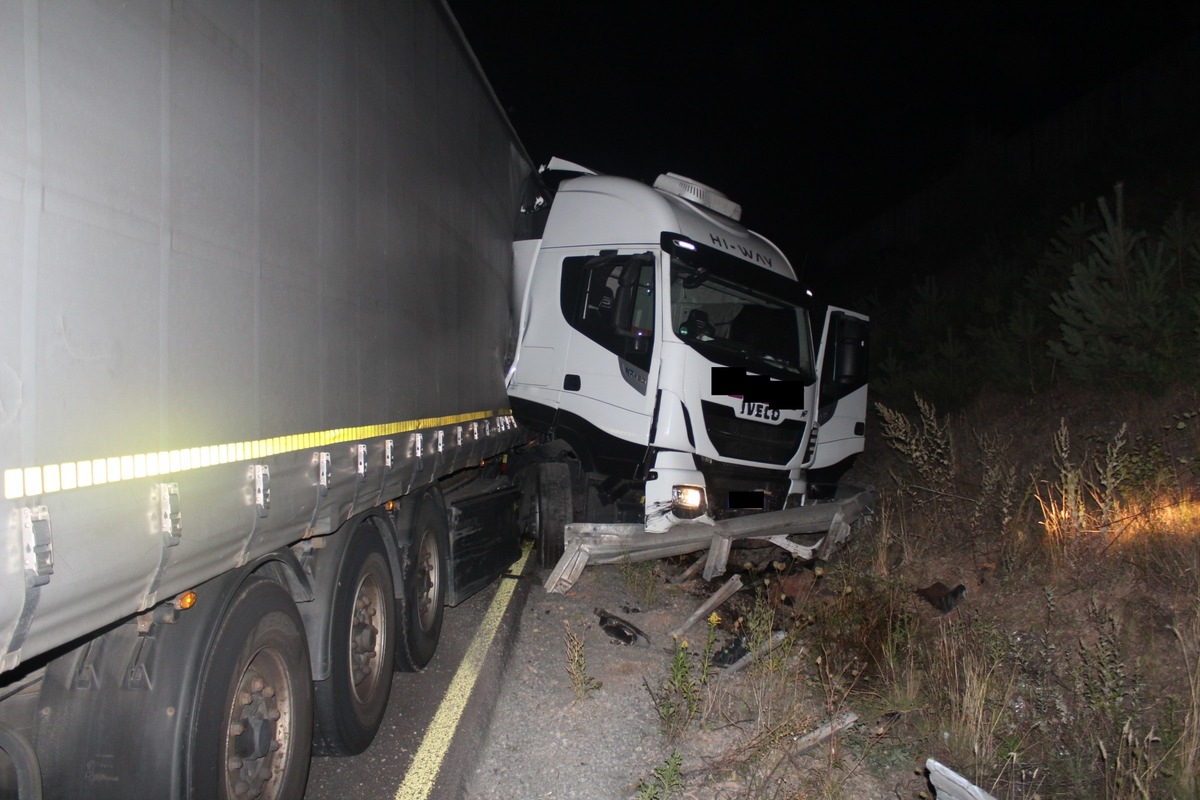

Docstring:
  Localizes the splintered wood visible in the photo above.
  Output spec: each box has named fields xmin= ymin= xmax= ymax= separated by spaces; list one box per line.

xmin=793 ymin=712 xmax=858 ymax=756
xmin=668 ymin=574 xmax=743 ymax=639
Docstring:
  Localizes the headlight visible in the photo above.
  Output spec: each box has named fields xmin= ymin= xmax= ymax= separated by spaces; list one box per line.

xmin=672 ymin=485 xmax=706 ymax=518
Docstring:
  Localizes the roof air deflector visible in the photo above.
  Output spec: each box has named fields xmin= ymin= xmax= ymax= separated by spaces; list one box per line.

xmin=653 ymin=172 xmax=742 ymax=221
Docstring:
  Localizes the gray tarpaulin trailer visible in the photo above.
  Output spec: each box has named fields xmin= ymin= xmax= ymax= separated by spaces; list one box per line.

xmin=0 ymin=1 xmax=533 ymax=795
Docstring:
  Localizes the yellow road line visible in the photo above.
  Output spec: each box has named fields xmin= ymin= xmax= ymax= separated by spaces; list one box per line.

xmin=396 ymin=540 xmax=532 ymax=800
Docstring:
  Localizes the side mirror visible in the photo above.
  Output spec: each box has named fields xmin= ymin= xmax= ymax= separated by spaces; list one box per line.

xmin=820 ymin=313 xmax=869 ymax=405
xmin=833 ymin=317 xmax=868 ymax=387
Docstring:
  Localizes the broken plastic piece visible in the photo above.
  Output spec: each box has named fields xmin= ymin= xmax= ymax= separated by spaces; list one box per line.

xmin=594 ymin=608 xmax=650 ymax=647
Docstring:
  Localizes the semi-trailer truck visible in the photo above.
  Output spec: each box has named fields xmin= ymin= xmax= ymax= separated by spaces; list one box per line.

xmin=0 ymin=1 xmax=872 ymax=797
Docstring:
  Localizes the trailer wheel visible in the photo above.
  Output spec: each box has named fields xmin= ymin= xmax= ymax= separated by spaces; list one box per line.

xmin=395 ymin=493 xmax=448 ymax=671
xmin=190 ymin=576 xmax=312 ymax=800
xmin=313 ymin=524 xmax=396 ymax=755
xmin=534 ymin=461 xmax=573 ymax=569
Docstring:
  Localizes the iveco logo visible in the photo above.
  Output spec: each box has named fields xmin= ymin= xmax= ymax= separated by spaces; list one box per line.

xmin=624 ymin=365 xmax=646 ymax=385
xmin=738 ymin=400 xmax=780 ymax=421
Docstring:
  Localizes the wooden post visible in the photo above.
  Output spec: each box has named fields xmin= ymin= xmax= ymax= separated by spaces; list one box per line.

xmin=702 ymin=533 xmax=732 ymax=580
xmin=668 ymin=574 xmax=743 ymax=639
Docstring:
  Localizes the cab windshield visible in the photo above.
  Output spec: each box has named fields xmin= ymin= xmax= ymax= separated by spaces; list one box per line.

xmin=666 ymin=236 xmax=814 ymax=383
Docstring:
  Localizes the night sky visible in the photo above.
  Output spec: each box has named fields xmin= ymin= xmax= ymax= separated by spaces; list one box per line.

xmin=450 ymin=2 xmax=1200 ymax=272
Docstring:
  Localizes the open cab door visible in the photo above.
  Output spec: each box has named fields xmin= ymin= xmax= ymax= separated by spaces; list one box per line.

xmin=807 ymin=307 xmax=869 ymax=479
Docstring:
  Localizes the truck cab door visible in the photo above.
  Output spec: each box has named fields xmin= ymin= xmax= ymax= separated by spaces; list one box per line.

xmin=556 ymin=251 xmax=660 ymax=472
xmin=808 ymin=307 xmax=869 ymax=473
xmin=508 ymin=247 xmax=575 ymax=428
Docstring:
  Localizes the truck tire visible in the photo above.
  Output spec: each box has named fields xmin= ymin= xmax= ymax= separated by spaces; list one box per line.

xmin=395 ymin=493 xmax=448 ymax=671
xmin=0 ymin=726 xmax=41 ymax=800
xmin=535 ymin=461 xmax=573 ymax=569
xmin=313 ymin=524 xmax=396 ymax=755
xmin=189 ymin=576 xmax=313 ymax=800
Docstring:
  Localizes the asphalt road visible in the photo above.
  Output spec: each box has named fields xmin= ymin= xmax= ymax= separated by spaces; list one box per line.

xmin=303 ymin=543 xmax=534 ymax=800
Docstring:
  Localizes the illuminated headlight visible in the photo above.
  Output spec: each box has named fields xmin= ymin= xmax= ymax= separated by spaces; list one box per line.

xmin=672 ymin=485 xmax=706 ymax=518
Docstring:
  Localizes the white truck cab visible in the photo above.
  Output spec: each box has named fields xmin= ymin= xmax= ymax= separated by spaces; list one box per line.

xmin=509 ymin=161 xmax=870 ymax=570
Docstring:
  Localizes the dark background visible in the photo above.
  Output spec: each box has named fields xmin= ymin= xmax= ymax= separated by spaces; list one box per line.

xmin=450 ymin=2 xmax=1200 ymax=291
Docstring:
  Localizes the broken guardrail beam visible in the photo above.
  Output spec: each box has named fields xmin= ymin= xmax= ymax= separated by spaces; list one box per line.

xmin=544 ymin=484 xmax=875 ymax=593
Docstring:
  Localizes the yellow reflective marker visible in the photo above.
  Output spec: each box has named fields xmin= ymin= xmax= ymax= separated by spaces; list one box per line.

xmin=23 ymin=467 xmax=41 ymax=496
xmin=395 ymin=541 xmax=531 ymax=800
xmin=2 ymin=408 xmax=515 ymax=499
xmin=42 ymin=465 xmax=60 ymax=494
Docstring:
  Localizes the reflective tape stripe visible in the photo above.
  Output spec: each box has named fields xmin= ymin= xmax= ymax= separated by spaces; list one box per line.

xmin=3 ymin=409 xmax=514 ymax=500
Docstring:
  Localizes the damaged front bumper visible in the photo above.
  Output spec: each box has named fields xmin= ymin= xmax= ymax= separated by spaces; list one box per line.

xmin=544 ymin=483 xmax=876 ymax=593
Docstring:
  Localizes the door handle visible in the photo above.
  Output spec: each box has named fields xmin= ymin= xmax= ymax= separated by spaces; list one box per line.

xmin=563 ymin=374 xmax=581 ymax=391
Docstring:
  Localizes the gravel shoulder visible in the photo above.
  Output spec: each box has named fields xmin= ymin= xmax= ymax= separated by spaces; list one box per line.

xmin=461 ymin=556 xmax=916 ymax=800
xmin=463 ymin=563 xmax=687 ymax=799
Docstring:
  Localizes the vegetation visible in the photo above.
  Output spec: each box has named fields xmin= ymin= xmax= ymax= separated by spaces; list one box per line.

xmin=867 ymin=183 xmax=1200 ymax=413
xmin=563 ymin=620 xmax=602 ymax=700
xmin=635 ymin=750 xmax=685 ymax=800
xmin=619 ymin=557 xmax=661 ymax=607
xmin=834 ymin=389 xmax=1200 ymax=798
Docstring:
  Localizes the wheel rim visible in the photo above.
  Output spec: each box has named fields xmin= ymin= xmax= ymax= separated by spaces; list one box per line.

xmin=222 ymin=647 xmax=297 ymax=800
xmin=528 ymin=487 xmax=540 ymax=538
xmin=348 ymin=568 xmax=387 ymax=706
xmin=415 ymin=528 xmax=441 ymax=632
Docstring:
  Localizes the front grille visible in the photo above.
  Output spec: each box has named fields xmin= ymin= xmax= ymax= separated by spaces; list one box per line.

xmin=697 ymin=458 xmax=790 ymax=519
xmin=700 ymin=401 xmax=805 ymax=465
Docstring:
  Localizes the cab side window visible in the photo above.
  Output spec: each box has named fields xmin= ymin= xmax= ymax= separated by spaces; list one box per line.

xmin=560 ymin=252 xmax=655 ymax=372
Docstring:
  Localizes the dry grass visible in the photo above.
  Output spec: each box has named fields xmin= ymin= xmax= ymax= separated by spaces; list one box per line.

xmin=1170 ymin=602 xmax=1200 ymax=797
xmin=563 ymin=620 xmax=601 ymax=700
xmin=845 ymin=389 xmax=1200 ymax=798
xmin=934 ymin=623 xmax=1015 ymax=783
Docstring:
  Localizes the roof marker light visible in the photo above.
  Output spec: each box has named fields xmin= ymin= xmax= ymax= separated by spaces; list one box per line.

xmin=673 ymin=239 xmax=696 ymax=251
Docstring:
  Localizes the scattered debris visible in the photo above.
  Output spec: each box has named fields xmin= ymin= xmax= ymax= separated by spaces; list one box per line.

xmin=667 ymin=555 xmax=706 ymax=584
xmin=767 ymin=570 xmax=818 ymax=609
xmin=720 ymin=630 xmax=788 ymax=677
xmin=712 ymin=636 xmax=749 ymax=667
xmin=668 ymin=574 xmax=743 ymax=639
xmin=594 ymin=608 xmax=650 ymax=646
xmin=925 ymin=758 xmax=997 ymax=800
xmin=792 ymin=712 xmax=859 ymax=757
xmin=915 ymin=581 xmax=966 ymax=612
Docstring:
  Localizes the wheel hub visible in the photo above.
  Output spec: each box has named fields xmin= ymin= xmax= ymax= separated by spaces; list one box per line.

xmin=225 ymin=657 xmax=289 ymax=799
xmin=350 ymin=587 xmax=381 ymax=693
xmin=415 ymin=535 xmax=439 ymax=630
